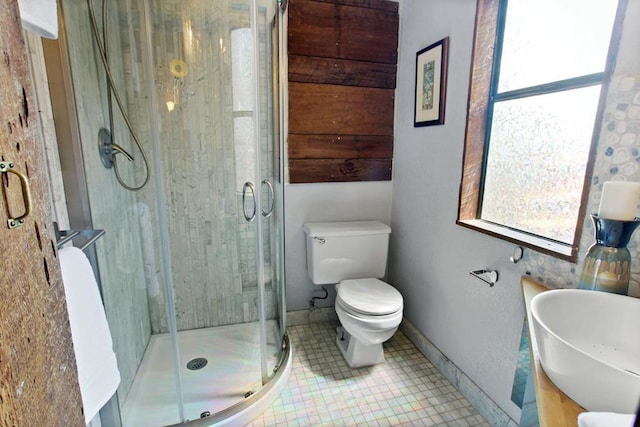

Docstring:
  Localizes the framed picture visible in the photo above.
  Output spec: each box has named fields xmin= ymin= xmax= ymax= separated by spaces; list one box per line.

xmin=414 ymin=37 xmax=449 ymax=127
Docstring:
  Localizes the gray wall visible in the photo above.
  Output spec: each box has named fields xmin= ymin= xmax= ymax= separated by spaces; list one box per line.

xmin=284 ymin=181 xmax=393 ymax=310
xmin=388 ymin=0 xmax=640 ymax=422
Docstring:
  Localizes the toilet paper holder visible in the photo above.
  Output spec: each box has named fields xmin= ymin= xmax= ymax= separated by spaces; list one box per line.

xmin=470 ymin=269 xmax=498 ymax=287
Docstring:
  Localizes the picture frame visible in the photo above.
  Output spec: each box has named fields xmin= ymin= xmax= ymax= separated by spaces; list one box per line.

xmin=414 ymin=37 xmax=449 ymax=127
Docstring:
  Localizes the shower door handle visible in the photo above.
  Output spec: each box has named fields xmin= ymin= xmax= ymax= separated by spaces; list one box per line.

xmin=242 ymin=182 xmax=256 ymax=222
xmin=261 ymin=179 xmax=274 ymax=218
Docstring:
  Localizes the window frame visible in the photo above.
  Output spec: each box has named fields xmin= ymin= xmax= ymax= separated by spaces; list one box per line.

xmin=457 ymin=0 xmax=625 ymax=262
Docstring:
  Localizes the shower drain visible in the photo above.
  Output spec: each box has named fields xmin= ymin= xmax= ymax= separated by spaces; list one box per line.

xmin=186 ymin=357 xmax=208 ymax=370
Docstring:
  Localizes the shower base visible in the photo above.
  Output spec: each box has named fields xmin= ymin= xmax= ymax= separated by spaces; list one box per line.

xmin=121 ymin=320 xmax=285 ymax=427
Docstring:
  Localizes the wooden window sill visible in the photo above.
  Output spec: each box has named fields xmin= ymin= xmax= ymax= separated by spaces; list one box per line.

xmin=457 ymin=219 xmax=576 ymax=262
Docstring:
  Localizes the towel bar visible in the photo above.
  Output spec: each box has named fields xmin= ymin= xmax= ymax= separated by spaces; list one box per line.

xmin=54 ymin=222 xmax=105 ymax=251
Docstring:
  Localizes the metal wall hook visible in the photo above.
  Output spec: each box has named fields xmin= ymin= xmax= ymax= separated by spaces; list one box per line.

xmin=510 ymin=246 xmax=524 ymax=264
xmin=470 ymin=269 xmax=498 ymax=287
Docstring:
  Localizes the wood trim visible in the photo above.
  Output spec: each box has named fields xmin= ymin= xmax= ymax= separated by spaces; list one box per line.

xmin=311 ymin=0 xmax=399 ymax=13
xmin=0 ymin=1 xmax=84 ymax=424
xmin=288 ymin=134 xmax=393 ymax=159
xmin=286 ymin=0 xmax=398 ymax=184
xmin=458 ymin=219 xmax=575 ymax=261
xmin=289 ymin=82 xmax=395 ymax=136
xmin=457 ymin=0 xmax=498 ymax=222
xmin=288 ymin=0 xmax=399 ymax=64
xmin=289 ymin=158 xmax=392 ymax=183
xmin=288 ymin=55 xmax=397 ymax=89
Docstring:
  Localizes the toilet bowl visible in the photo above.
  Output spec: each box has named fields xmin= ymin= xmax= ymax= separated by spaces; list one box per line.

xmin=303 ymin=221 xmax=404 ymax=368
xmin=334 ymin=278 xmax=403 ymax=368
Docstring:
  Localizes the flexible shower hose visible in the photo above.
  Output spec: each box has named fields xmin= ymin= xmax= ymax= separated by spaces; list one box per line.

xmin=87 ymin=0 xmax=150 ymax=191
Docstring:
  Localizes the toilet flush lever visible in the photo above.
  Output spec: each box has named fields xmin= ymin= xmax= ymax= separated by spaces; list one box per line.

xmin=314 ymin=237 xmax=326 ymax=244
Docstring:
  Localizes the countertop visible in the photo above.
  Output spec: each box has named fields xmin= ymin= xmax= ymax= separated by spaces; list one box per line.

xmin=521 ymin=276 xmax=585 ymax=427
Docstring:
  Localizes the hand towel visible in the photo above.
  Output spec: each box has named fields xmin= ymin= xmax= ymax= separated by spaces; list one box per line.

xmin=17 ymin=0 xmax=58 ymax=39
xmin=59 ymin=247 xmax=120 ymax=424
xmin=577 ymin=412 xmax=636 ymax=427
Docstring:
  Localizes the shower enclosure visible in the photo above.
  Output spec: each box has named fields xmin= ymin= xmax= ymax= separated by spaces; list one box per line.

xmin=48 ymin=0 xmax=289 ymax=425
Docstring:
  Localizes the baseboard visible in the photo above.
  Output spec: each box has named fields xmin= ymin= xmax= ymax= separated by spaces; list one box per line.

xmin=399 ymin=318 xmax=518 ymax=427
xmin=287 ymin=307 xmax=338 ymax=326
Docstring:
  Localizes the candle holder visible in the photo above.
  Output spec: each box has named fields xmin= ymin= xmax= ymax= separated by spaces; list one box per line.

xmin=577 ymin=214 xmax=640 ymax=295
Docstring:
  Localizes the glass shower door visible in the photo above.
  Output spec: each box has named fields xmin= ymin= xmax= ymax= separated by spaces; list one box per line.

xmin=51 ymin=0 xmax=285 ymax=424
xmin=120 ymin=0 xmax=283 ymax=424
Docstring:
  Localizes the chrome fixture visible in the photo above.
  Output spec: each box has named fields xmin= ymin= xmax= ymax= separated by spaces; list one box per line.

xmin=98 ymin=128 xmax=134 ymax=169
xmin=470 ymin=269 xmax=499 ymax=287
xmin=510 ymin=246 xmax=524 ymax=264
xmin=54 ymin=222 xmax=105 ymax=252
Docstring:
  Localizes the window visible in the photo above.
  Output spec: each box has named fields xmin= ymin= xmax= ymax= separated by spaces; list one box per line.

xmin=458 ymin=0 xmax=622 ymax=261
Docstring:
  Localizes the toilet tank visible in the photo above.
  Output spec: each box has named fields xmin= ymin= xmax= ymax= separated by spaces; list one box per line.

xmin=303 ymin=221 xmax=391 ymax=285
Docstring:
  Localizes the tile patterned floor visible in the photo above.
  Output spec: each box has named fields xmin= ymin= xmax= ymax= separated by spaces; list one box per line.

xmin=248 ymin=321 xmax=490 ymax=426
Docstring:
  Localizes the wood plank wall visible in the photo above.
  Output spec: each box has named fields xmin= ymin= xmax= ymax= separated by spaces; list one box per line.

xmin=287 ymin=0 xmax=399 ymax=183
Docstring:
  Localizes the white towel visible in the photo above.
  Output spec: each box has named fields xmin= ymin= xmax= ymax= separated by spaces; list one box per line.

xmin=577 ymin=412 xmax=636 ymax=427
xmin=17 ymin=0 xmax=58 ymax=39
xmin=59 ymin=247 xmax=120 ymax=424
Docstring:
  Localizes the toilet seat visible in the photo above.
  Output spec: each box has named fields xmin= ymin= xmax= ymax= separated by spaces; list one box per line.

xmin=337 ymin=278 xmax=403 ymax=316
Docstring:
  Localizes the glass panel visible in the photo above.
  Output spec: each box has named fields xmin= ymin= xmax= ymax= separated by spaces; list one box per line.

xmin=79 ymin=0 xmax=283 ymax=425
xmin=498 ymin=0 xmax=617 ymax=92
xmin=481 ymin=86 xmax=601 ymax=243
xmin=56 ymin=0 xmax=283 ymax=424
xmin=120 ymin=1 xmax=268 ymax=423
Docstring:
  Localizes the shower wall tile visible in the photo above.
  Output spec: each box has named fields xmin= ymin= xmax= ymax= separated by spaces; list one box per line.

xmin=60 ymin=0 xmax=152 ymax=406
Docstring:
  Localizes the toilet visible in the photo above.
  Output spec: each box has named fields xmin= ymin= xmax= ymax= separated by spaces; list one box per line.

xmin=303 ymin=221 xmax=403 ymax=368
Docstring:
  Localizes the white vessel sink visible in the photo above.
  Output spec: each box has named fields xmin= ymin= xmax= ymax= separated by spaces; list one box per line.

xmin=531 ymin=289 xmax=640 ymax=413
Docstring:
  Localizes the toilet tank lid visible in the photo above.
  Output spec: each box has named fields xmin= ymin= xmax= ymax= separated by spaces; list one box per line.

xmin=303 ymin=221 xmax=391 ymax=237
